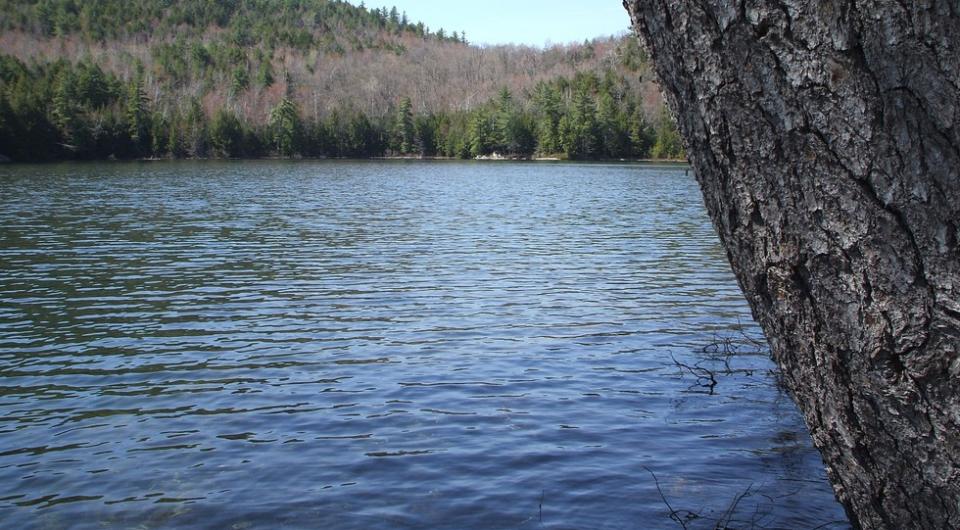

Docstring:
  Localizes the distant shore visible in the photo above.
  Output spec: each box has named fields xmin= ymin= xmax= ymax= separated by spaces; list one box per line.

xmin=376 ymin=155 xmax=688 ymax=163
xmin=1 ymin=155 xmax=690 ymax=165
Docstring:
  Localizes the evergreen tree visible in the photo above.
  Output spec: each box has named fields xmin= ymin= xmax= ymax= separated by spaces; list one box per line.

xmin=269 ymin=97 xmax=302 ymax=156
xmin=190 ymin=43 xmax=210 ymax=70
xmin=210 ymin=108 xmax=244 ymax=157
xmin=257 ymin=61 xmax=274 ymax=88
xmin=392 ymin=97 xmax=415 ymax=154
xmin=184 ymin=98 xmax=209 ymax=158
xmin=620 ymin=37 xmax=648 ymax=72
xmin=468 ymin=111 xmax=492 ymax=158
xmin=533 ymin=83 xmax=562 ymax=155
xmin=231 ymin=66 xmax=250 ymax=96
xmin=629 ymin=105 xmax=655 ymax=158
xmin=150 ymin=111 xmax=169 ymax=158
xmin=52 ymin=71 xmax=83 ymax=153
xmin=166 ymin=111 xmax=186 ymax=158
xmin=302 ymin=119 xmax=332 ymax=157
xmin=0 ymin=95 xmax=15 ymax=157
xmin=342 ymin=110 xmax=380 ymax=157
xmin=567 ymin=86 xmax=599 ymax=158
xmin=125 ymin=72 xmax=151 ymax=155
xmin=495 ymin=87 xmax=514 ymax=153
xmin=558 ymin=114 xmax=575 ymax=157
xmin=414 ymin=114 xmax=437 ymax=156
xmin=75 ymin=62 xmax=111 ymax=108
xmin=597 ymin=90 xmax=629 ymax=158
xmin=651 ymin=107 xmax=684 ymax=159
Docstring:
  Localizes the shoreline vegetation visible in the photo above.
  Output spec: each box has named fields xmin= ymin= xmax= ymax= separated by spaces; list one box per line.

xmin=0 ymin=154 xmax=691 ymax=165
xmin=0 ymin=0 xmax=686 ymax=164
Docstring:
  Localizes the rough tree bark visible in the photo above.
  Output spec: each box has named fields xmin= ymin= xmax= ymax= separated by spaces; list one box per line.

xmin=623 ymin=1 xmax=959 ymax=528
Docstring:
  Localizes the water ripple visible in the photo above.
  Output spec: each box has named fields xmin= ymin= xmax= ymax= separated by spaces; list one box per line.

xmin=0 ymin=161 xmax=848 ymax=529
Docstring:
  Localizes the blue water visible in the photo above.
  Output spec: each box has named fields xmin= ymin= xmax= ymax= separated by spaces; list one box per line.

xmin=0 ymin=160 xmax=849 ymax=529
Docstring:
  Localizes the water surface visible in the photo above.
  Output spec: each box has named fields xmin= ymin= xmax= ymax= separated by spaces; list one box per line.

xmin=0 ymin=161 xmax=849 ymax=529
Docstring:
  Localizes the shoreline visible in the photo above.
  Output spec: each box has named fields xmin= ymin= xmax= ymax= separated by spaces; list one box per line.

xmin=1 ymin=155 xmax=690 ymax=165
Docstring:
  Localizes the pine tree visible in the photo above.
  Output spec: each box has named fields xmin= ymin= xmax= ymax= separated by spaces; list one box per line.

xmin=468 ymin=111 xmax=492 ymax=158
xmin=125 ymin=72 xmax=151 ymax=155
xmin=651 ymin=106 xmax=684 ymax=159
xmin=75 ymin=62 xmax=110 ymax=108
xmin=269 ymin=97 xmax=302 ymax=156
xmin=231 ymin=66 xmax=250 ymax=96
xmin=52 ymin=72 xmax=81 ymax=151
xmin=167 ymin=112 xmax=185 ymax=158
xmin=184 ymin=98 xmax=208 ymax=158
xmin=534 ymin=83 xmax=562 ymax=155
xmin=495 ymin=87 xmax=514 ymax=153
xmin=210 ymin=108 xmax=244 ymax=157
xmin=392 ymin=97 xmax=415 ymax=154
xmin=414 ymin=114 xmax=436 ymax=156
xmin=388 ymin=6 xmax=399 ymax=32
xmin=150 ymin=111 xmax=169 ymax=158
xmin=597 ymin=90 xmax=628 ymax=158
xmin=629 ymin=105 xmax=655 ymax=158
xmin=569 ymin=86 xmax=599 ymax=158
xmin=257 ymin=61 xmax=274 ymax=88
xmin=558 ymin=114 xmax=575 ymax=156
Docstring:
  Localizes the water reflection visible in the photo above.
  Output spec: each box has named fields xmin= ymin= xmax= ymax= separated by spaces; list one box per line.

xmin=0 ymin=161 xmax=848 ymax=529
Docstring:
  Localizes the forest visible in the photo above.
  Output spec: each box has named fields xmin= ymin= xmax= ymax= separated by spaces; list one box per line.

xmin=0 ymin=0 xmax=685 ymax=161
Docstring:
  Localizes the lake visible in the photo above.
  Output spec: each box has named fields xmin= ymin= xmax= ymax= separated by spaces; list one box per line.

xmin=0 ymin=160 xmax=849 ymax=529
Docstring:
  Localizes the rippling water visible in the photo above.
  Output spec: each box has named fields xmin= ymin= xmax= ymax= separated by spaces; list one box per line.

xmin=0 ymin=161 xmax=848 ymax=529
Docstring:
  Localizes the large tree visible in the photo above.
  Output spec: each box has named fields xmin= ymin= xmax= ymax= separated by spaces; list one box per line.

xmin=623 ymin=1 xmax=959 ymax=528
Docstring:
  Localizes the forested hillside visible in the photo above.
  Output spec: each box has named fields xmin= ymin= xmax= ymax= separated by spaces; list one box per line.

xmin=0 ymin=0 xmax=683 ymax=161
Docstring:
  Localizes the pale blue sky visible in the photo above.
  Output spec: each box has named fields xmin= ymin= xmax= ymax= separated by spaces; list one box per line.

xmin=358 ymin=1 xmax=633 ymax=46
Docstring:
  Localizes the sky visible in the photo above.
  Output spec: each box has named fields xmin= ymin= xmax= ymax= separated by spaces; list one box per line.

xmin=357 ymin=1 xmax=633 ymax=47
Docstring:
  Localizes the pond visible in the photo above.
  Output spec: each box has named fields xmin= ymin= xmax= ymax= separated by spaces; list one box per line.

xmin=0 ymin=160 xmax=849 ymax=529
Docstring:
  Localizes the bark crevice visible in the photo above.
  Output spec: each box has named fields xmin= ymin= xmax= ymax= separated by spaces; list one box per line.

xmin=624 ymin=1 xmax=960 ymax=527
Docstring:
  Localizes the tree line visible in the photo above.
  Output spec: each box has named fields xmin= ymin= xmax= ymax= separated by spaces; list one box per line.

xmin=0 ymin=54 xmax=684 ymax=162
xmin=0 ymin=0 xmax=684 ymax=162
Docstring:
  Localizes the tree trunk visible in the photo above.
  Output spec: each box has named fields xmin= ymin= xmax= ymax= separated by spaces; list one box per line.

xmin=623 ymin=1 xmax=960 ymax=528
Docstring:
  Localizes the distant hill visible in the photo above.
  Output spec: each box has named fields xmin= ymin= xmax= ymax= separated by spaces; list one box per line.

xmin=0 ymin=0 xmax=683 ymax=161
